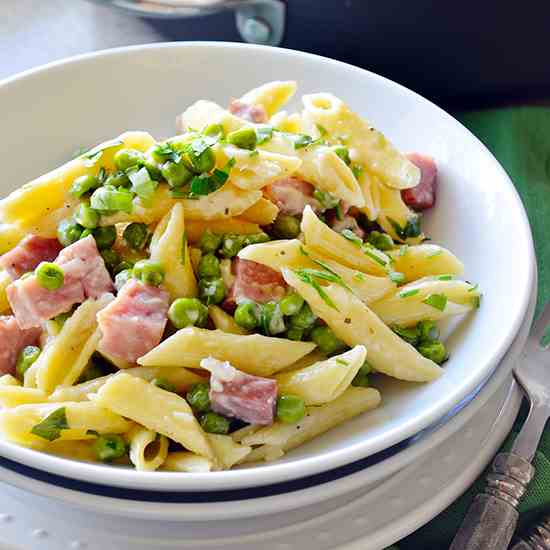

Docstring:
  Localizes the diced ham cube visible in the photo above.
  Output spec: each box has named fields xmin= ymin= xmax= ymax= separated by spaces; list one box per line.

xmin=97 ymin=279 xmax=170 ymax=363
xmin=326 ymin=212 xmax=365 ymax=239
xmin=228 ymin=99 xmax=268 ymax=124
xmin=0 ymin=316 xmax=41 ymax=375
xmin=224 ymin=258 xmax=287 ymax=311
xmin=202 ymin=357 xmax=277 ymax=425
xmin=0 ymin=235 xmax=62 ymax=280
xmin=6 ymin=236 xmax=113 ymax=329
xmin=401 ymin=153 xmax=437 ymax=211
xmin=264 ymin=177 xmax=321 ymax=216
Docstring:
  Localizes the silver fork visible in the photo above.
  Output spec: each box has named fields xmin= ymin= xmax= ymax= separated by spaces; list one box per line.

xmin=450 ymin=302 xmax=550 ymax=550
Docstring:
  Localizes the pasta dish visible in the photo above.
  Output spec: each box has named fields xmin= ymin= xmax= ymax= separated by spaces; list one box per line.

xmin=0 ymin=81 xmax=480 ymax=472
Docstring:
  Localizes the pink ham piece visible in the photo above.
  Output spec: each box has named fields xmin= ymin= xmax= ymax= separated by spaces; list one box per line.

xmin=202 ymin=357 xmax=277 ymax=425
xmin=401 ymin=153 xmax=438 ymax=211
xmin=97 ymin=279 xmax=170 ymax=363
xmin=0 ymin=316 xmax=41 ymax=375
xmin=0 ymin=235 xmax=63 ymax=280
xmin=6 ymin=236 xmax=113 ymax=329
xmin=224 ymin=258 xmax=287 ymax=311
xmin=264 ymin=177 xmax=321 ymax=216
xmin=228 ymin=99 xmax=268 ymax=124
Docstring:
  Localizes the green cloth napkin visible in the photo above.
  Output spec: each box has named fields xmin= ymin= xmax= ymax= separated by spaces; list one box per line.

xmin=391 ymin=107 xmax=550 ymax=549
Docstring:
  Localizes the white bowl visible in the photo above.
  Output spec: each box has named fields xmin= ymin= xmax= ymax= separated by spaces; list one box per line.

xmin=0 ymin=42 xmax=534 ymax=492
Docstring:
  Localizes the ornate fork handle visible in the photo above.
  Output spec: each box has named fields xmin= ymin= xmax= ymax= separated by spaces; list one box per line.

xmin=449 ymin=453 xmax=534 ymax=550
xmin=511 ymin=515 xmax=550 ymax=549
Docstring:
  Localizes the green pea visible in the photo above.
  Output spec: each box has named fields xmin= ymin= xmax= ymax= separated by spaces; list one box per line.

xmin=403 ymin=216 xmax=421 ymax=239
xmin=418 ymin=340 xmax=448 ymax=364
xmin=200 ymin=412 xmax=230 ymax=434
xmin=100 ymin=249 xmax=121 ymax=272
xmin=90 ymin=186 xmax=133 ymax=214
xmin=93 ymin=226 xmax=116 ymax=249
xmin=227 ymin=128 xmax=258 ymax=150
xmin=104 ymin=171 xmax=130 ymax=188
xmin=276 ymin=394 xmax=306 ymax=424
xmin=234 ymin=302 xmax=258 ymax=330
xmin=417 ymin=320 xmax=439 ymax=343
xmin=259 ymin=302 xmax=286 ymax=335
xmin=311 ymin=326 xmax=346 ymax=355
xmin=220 ymin=234 xmax=245 ymax=258
xmin=93 ymin=434 xmax=127 ymax=462
xmin=198 ymin=253 xmax=221 ymax=279
xmin=198 ymin=230 xmax=223 ymax=254
xmin=114 ymin=148 xmax=144 ymax=171
xmin=70 ymin=174 xmax=100 ymax=198
xmin=334 ymin=146 xmax=351 ymax=165
xmin=368 ymin=230 xmax=394 ymax=251
xmin=152 ymin=378 xmax=176 ymax=393
xmin=312 ymin=189 xmax=339 ymax=210
xmin=286 ymin=327 xmax=304 ymax=341
xmin=244 ymin=232 xmax=270 ymax=246
xmin=57 ymin=219 xmax=84 ymax=247
xmin=134 ymin=259 xmax=164 ymax=287
xmin=273 ymin=214 xmax=301 ymax=239
xmin=74 ymin=203 xmax=100 ymax=229
xmin=392 ymin=324 xmax=419 ymax=346
xmin=198 ymin=277 xmax=225 ymax=305
xmin=352 ymin=360 xmax=372 ymax=387
xmin=114 ymin=269 xmax=133 ymax=291
xmin=279 ymin=293 xmax=304 ymax=316
xmin=186 ymin=382 xmax=211 ymax=412
xmin=168 ymin=298 xmax=208 ymax=329
xmin=161 ymin=160 xmax=193 ymax=188
xmin=203 ymin=123 xmax=225 ymax=138
xmin=123 ymin=223 xmax=149 ymax=251
xmin=35 ymin=262 xmax=64 ymax=291
xmin=15 ymin=346 xmax=41 ymax=380
xmin=289 ymin=303 xmax=316 ymax=330
xmin=187 ymin=145 xmax=216 ymax=174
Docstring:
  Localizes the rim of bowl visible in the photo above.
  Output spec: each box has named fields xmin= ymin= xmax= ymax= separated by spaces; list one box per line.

xmin=0 ymin=42 xmax=535 ymax=491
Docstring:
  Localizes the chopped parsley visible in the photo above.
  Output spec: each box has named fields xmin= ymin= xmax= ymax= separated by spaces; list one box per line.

xmin=341 ymin=229 xmax=363 ymax=246
xmin=351 ymin=165 xmax=363 ymax=179
xmin=255 ymin=125 xmax=274 ymax=145
xmin=293 ymin=269 xmax=338 ymax=311
xmin=423 ymin=293 xmax=448 ymax=311
xmin=313 ymin=189 xmax=339 ymax=210
xmin=341 ymin=230 xmax=389 ymax=267
xmin=81 ymin=139 xmax=123 ymax=166
xmin=387 ymin=216 xmax=422 ymax=240
xmin=468 ymin=283 xmax=479 ymax=293
xmin=399 ymin=245 xmax=409 ymax=257
xmin=435 ymin=274 xmax=453 ymax=281
xmin=181 ymin=232 xmax=187 ymax=265
xmin=389 ymin=271 xmax=405 ymax=284
xmin=315 ymin=124 xmax=328 ymax=137
xmin=31 ymin=407 xmax=69 ymax=441
xmin=249 ymin=150 xmax=260 ymax=158
xmin=427 ymin=247 xmax=443 ymax=258
xmin=353 ymin=272 xmax=366 ymax=282
xmin=188 ymin=158 xmax=235 ymax=197
xmin=127 ymin=167 xmax=157 ymax=207
xmin=399 ymin=288 xmax=420 ymax=298
xmin=472 ymin=295 xmax=481 ymax=309
xmin=335 ymin=358 xmax=349 ymax=366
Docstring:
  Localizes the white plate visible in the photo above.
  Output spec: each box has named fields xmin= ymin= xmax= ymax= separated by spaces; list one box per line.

xmin=0 ymin=369 xmax=522 ymax=550
xmin=0 ymin=264 xmax=535 ymax=522
xmin=0 ymin=42 xmax=534 ymax=491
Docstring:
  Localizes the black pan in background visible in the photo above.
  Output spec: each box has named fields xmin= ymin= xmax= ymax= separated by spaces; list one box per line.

xmin=146 ymin=0 xmax=550 ymax=110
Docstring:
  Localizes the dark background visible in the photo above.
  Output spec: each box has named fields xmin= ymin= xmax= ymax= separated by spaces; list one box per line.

xmin=2 ymin=0 xmax=550 ymax=110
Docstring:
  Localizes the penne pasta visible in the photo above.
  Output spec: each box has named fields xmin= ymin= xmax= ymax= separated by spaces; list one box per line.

xmin=301 ymin=93 xmax=420 ymax=190
xmin=208 ymin=305 xmax=249 ymax=335
xmin=35 ymin=295 xmax=113 ymax=394
xmin=239 ymin=81 xmax=297 ymax=117
xmin=138 ymin=327 xmax=317 ymax=377
xmin=282 ymin=269 xmax=442 ymax=382
xmin=0 ymin=401 xmax=130 ymax=449
xmin=238 ymin=239 xmax=395 ymax=304
xmin=239 ymin=198 xmax=279 ymax=225
xmin=207 ymin=434 xmax=251 ymax=470
xmin=301 ymin=206 xmax=390 ymax=276
xmin=163 ymin=452 xmax=213 ymax=473
xmin=94 ymin=373 xmax=215 ymax=461
xmin=150 ymin=203 xmax=197 ymax=300
xmin=128 ymin=426 xmax=169 ymax=472
xmin=241 ymin=386 xmax=381 ymax=450
xmin=387 ymin=244 xmax=465 ymax=282
xmin=185 ymin=218 xmax=261 ymax=243
xmin=276 ymin=345 xmax=366 ymax=405
xmin=0 ymin=270 xmax=12 ymax=312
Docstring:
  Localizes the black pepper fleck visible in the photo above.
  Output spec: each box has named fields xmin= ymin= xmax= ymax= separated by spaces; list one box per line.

xmin=344 ymin=318 xmax=351 ymax=324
